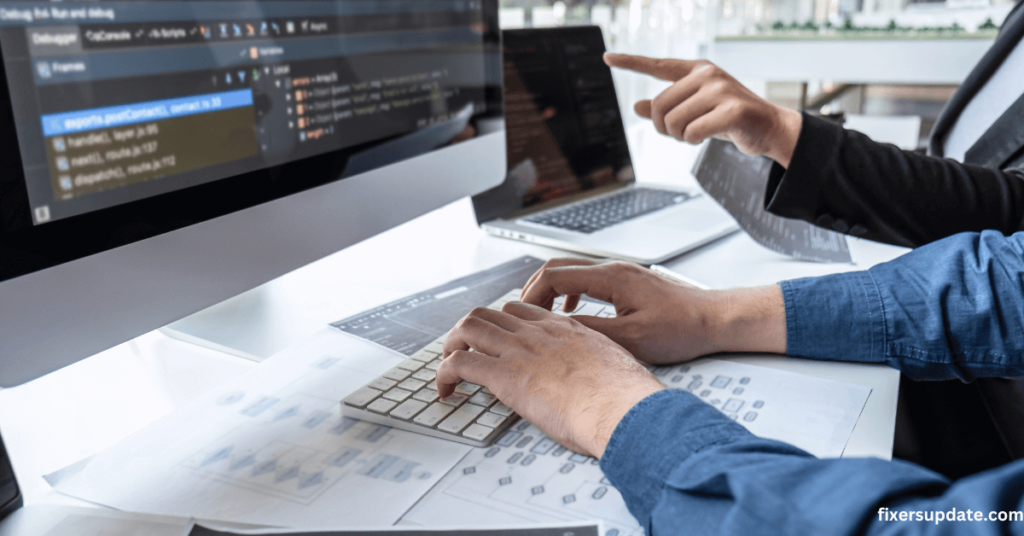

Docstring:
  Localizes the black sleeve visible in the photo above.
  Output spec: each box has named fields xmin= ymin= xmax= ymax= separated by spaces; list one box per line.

xmin=764 ymin=112 xmax=1024 ymax=248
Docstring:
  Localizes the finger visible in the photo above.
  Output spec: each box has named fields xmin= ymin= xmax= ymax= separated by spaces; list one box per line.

xmin=562 ymin=294 xmax=580 ymax=313
xmin=443 ymin=314 xmax=518 ymax=358
xmin=634 ymin=100 xmax=652 ymax=119
xmin=466 ymin=306 xmax=524 ymax=333
xmin=435 ymin=350 xmax=498 ymax=398
xmin=650 ymin=77 xmax=705 ymax=136
xmin=661 ymin=88 xmax=719 ymax=141
xmin=520 ymin=264 xmax=620 ymax=309
xmin=682 ymin=106 xmax=739 ymax=146
xmin=521 ymin=258 xmax=598 ymax=304
xmin=501 ymin=300 xmax=553 ymax=321
xmin=604 ymin=53 xmax=699 ymax=82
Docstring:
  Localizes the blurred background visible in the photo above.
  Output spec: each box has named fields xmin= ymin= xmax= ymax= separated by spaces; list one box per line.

xmin=498 ymin=0 xmax=1018 ymax=151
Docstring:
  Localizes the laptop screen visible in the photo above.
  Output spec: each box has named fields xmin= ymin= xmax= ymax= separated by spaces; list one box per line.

xmin=472 ymin=26 xmax=633 ymax=222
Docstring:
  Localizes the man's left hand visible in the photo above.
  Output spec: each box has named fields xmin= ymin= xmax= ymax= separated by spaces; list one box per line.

xmin=435 ymin=302 xmax=664 ymax=458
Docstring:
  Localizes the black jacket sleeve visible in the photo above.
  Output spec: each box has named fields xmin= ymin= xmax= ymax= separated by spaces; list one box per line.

xmin=764 ymin=112 xmax=1024 ymax=248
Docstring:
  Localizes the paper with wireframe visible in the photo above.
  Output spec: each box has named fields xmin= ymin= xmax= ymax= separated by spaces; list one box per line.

xmin=44 ymin=328 xmax=473 ymax=528
xmin=692 ymin=139 xmax=852 ymax=263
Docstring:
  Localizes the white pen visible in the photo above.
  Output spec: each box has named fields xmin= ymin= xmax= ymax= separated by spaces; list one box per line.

xmin=648 ymin=264 xmax=711 ymax=290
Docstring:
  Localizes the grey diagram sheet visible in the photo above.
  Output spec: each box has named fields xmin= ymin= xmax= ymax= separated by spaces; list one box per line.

xmin=692 ymin=139 xmax=852 ymax=263
xmin=331 ymin=256 xmax=549 ymax=355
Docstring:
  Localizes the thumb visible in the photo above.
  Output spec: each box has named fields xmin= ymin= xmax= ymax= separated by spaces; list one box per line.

xmin=634 ymin=100 xmax=652 ymax=119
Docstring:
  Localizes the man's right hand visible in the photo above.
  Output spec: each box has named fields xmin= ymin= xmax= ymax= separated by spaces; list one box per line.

xmin=520 ymin=258 xmax=787 ymax=364
xmin=604 ymin=53 xmax=802 ymax=168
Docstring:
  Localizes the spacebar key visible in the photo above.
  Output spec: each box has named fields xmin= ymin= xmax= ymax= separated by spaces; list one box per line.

xmin=437 ymin=404 xmax=486 ymax=434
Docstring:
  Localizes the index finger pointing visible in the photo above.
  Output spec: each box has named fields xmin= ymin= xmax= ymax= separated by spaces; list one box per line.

xmin=604 ymin=53 xmax=699 ymax=82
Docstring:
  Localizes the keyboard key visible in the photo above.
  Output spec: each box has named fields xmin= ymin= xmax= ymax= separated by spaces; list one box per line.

xmin=368 ymin=377 xmax=397 ymax=391
xmin=454 ymin=382 xmax=482 ymax=396
xmin=438 ymin=393 xmax=468 ymax=406
xmin=382 ymin=388 xmax=413 ymax=403
xmin=477 ymin=411 xmax=507 ymax=428
xmin=438 ymin=404 xmax=487 ymax=434
xmin=397 ymin=359 xmax=425 ymax=372
xmin=425 ymin=359 xmax=443 ymax=371
xmin=367 ymin=398 xmax=398 ymax=414
xmin=463 ymin=424 xmax=495 ymax=441
xmin=342 ymin=387 xmax=381 ymax=408
xmin=413 ymin=402 xmax=456 ymax=427
xmin=398 ymin=378 xmax=426 ymax=391
xmin=410 ymin=350 xmax=439 ymax=362
xmin=390 ymin=399 xmax=428 ymax=420
xmin=412 ymin=389 xmax=439 ymax=403
xmin=491 ymin=402 xmax=514 ymax=416
xmin=468 ymin=391 xmax=497 ymax=407
xmin=383 ymin=368 xmax=412 ymax=381
xmin=423 ymin=381 xmax=438 ymax=392
xmin=412 ymin=370 xmax=435 ymax=382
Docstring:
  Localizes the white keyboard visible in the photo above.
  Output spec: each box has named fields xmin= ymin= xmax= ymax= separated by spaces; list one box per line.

xmin=341 ymin=289 xmax=617 ymax=447
xmin=341 ymin=290 xmax=525 ymax=447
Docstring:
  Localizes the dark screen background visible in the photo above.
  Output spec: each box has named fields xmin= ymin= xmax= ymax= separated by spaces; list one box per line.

xmin=0 ymin=0 xmax=503 ymax=283
xmin=472 ymin=25 xmax=633 ymax=223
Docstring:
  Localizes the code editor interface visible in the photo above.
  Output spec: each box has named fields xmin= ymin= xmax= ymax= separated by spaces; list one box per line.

xmin=0 ymin=1 xmax=490 ymax=224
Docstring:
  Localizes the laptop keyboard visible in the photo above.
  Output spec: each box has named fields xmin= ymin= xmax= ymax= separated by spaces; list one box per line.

xmin=522 ymin=187 xmax=692 ymax=234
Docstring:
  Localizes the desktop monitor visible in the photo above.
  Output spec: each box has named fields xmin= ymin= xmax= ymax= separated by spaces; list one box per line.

xmin=0 ymin=1 xmax=505 ymax=386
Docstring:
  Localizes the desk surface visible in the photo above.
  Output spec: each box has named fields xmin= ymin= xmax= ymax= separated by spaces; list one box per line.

xmin=0 ymin=125 xmax=910 ymax=512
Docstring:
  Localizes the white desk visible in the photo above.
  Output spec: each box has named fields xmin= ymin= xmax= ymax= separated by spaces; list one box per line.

xmin=0 ymin=125 xmax=909 ymax=512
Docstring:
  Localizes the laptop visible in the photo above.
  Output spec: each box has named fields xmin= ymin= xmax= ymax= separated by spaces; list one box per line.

xmin=472 ymin=26 xmax=737 ymax=265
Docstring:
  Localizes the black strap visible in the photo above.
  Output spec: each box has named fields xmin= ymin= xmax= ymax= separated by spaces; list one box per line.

xmin=964 ymin=91 xmax=1024 ymax=168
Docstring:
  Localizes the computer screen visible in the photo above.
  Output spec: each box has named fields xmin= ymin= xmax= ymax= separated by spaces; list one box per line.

xmin=472 ymin=26 xmax=632 ymax=223
xmin=0 ymin=0 xmax=501 ymax=282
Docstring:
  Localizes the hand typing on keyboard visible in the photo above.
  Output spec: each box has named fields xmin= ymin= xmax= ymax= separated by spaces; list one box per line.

xmin=435 ymin=301 xmax=664 ymax=458
xmin=518 ymin=258 xmax=786 ymax=363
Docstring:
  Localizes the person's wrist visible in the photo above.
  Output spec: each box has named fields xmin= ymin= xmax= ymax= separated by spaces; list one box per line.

xmin=586 ymin=381 xmax=664 ymax=458
xmin=764 ymin=107 xmax=802 ymax=169
xmin=707 ymin=285 xmax=787 ymax=354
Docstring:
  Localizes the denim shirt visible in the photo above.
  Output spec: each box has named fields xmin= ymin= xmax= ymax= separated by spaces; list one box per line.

xmin=599 ymin=231 xmax=1024 ymax=535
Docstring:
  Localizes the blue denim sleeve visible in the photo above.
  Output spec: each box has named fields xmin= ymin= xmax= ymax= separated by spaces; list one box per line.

xmin=781 ymin=230 xmax=1024 ymax=380
xmin=601 ymin=390 xmax=1024 ymax=535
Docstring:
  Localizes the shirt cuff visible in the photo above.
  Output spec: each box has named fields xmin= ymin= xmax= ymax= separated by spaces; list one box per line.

xmin=764 ymin=112 xmax=844 ymax=221
xmin=599 ymin=389 xmax=751 ymax=531
xmin=781 ymin=271 xmax=887 ymax=363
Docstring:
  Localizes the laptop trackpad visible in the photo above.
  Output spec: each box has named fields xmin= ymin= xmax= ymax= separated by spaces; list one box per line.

xmin=645 ymin=205 xmax=725 ymax=232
